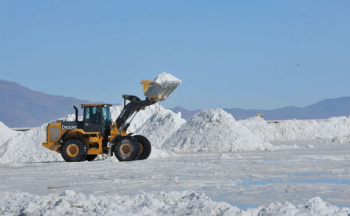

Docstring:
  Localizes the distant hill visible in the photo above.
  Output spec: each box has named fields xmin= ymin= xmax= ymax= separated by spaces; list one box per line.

xmin=171 ymin=107 xmax=201 ymax=120
xmin=171 ymin=97 xmax=350 ymax=121
xmin=0 ymin=80 xmax=94 ymax=127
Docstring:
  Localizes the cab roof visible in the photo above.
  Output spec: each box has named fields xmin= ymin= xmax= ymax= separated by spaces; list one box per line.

xmin=81 ymin=103 xmax=112 ymax=107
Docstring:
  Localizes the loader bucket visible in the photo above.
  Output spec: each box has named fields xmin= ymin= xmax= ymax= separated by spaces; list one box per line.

xmin=141 ymin=73 xmax=181 ymax=102
xmin=141 ymin=80 xmax=162 ymax=98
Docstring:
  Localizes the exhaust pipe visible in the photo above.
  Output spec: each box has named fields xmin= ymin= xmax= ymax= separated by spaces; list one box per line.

xmin=73 ymin=106 xmax=78 ymax=122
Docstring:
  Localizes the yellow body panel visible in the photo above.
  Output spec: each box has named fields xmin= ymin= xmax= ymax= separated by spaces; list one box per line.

xmin=42 ymin=142 xmax=61 ymax=153
xmin=110 ymin=122 xmax=127 ymax=139
xmin=42 ymin=121 xmax=130 ymax=156
xmin=42 ymin=123 xmax=110 ymax=155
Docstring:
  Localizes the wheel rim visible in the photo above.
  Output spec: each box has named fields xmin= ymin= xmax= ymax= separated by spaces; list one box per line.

xmin=120 ymin=143 xmax=132 ymax=156
xmin=139 ymin=143 xmax=144 ymax=154
xmin=67 ymin=144 xmax=79 ymax=157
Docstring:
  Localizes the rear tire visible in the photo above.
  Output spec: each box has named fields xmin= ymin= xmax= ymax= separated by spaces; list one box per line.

xmin=114 ymin=136 xmax=141 ymax=161
xmin=134 ymin=135 xmax=151 ymax=160
xmin=61 ymin=138 xmax=87 ymax=162
xmin=86 ymin=155 xmax=97 ymax=161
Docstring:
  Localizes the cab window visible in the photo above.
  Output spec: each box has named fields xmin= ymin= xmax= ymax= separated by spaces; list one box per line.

xmin=102 ymin=106 xmax=112 ymax=124
xmin=91 ymin=107 xmax=101 ymax=124
xmin=84 ymin=107 xmax=90 ymax=121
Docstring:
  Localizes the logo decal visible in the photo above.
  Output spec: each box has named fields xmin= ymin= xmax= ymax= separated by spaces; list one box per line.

xmin=62 ymin=125 xmax=77 ymax=130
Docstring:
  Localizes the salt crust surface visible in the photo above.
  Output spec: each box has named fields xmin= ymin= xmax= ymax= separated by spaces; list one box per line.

xmin=0 ymin=190 xmax=349 ymax=216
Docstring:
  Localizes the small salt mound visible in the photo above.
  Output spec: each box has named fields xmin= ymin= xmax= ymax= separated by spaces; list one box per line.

xmin=0 ymin=190 xmax=243 ymax=215
xmin=0 ymin=124 xmax=63 ymax=164
xmin=163 ymin=109 xmax=272 ymax=152
xmin=136 ymin=105 xmax=186 ymax=148
xmin=1 ymin=190 xmax=348 ymax=216
xmin=240 ymin=117 xmax=282 ymax=141
xmin=0 ymin=121 xmax=18 ymax=145
xmin=149 ymin=148 xmax=176 ymax=159
xmin=259 ymin=196 xmax=350 ymax=215
xmin=242 ymin=116 xmax=350 ymax=143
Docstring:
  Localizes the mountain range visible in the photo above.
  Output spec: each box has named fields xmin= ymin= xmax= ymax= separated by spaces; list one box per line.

xmin=0 ymin=80 xmax=93 ymax=127
xmin=1 ymin=79 xmax=350 ymax=127
xmin=174 ymin=98 xmax=350 ymax=121
xmin=223 ymin=97 xmax=350 ymax=121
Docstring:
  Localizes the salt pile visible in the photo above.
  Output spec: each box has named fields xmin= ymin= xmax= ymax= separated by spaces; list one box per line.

xmin=109 ymin=104 xmax=161 ymax=132
xmin=241 ymin=116 xmax=350 ymax=143
xmin=163 ymin=109 xmax=273 ymax=152
xmin=239 ymin=116 xmax=281 ymax=141
xmin=258 ymin=196 xmax=350 ymax=216
xmin=1 ymin=190 xmax=348 ymax=216
xmin=0 ymin=121 xmax=18 ymax=145
xmin=0 ymin=124 xmax=63 ymax=164
xmin=136 ymin=106 xmax=186 ymax=148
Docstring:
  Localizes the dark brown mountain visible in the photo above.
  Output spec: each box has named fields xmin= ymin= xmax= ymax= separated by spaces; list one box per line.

xmin=0 ymin=80 xmax=93 ymax=127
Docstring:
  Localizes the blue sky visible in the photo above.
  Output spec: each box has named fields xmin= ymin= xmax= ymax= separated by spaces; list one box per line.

xmin=1 ymin=1 xmax=349 ymax=110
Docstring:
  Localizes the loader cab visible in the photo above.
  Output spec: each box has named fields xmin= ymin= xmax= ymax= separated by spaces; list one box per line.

xmin=82 ymin=104 xmax=112 ymax=137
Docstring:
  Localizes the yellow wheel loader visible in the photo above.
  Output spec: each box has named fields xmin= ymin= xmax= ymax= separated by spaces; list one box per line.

xmin=42 ymin=73 xmax=181 ymax=162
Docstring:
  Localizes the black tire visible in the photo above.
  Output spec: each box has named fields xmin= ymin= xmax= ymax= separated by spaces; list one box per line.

xmin=61 ymin=138 xmax=88 ymax=162
xmin=114 ymin=136 xmax=141 ymax=161
xmin=86 ymin=155 xmax=98 ymax=161
xmin=133 ymin=135 xmax=151 ymax=160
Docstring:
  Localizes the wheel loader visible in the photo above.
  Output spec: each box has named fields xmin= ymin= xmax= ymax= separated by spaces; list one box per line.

xmin=42 ymin=73 xmax=181 ymax=162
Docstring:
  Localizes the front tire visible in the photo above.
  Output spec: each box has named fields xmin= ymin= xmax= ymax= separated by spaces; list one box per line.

xmin=61 ymin=138 xmax=87 ymax=162
xmin=114 ymin=136 xmax=141 ymax=161
xmin=134 ymin=135 xmax=151 ymax=160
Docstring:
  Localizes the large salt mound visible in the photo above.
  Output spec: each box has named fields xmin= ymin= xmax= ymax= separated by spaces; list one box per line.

xmin=136 ymin=106 xmax=186 ymax=148
xmin=0 ymin=124 xmax=64 ymax=164
xmin=109 ymin=104 xmax=161 ymax=132
xmin=0 ymin=121 xmax=18 ymax=145
xmin=241 ymin=116 xmax=350 ymax=143
xmin=163 ymin=109 xmax=273 ymax=152
xmin=1 ymin=190 xmax=349 ymax=215
xmin=239 ymin=117 xmax=284 ymax=141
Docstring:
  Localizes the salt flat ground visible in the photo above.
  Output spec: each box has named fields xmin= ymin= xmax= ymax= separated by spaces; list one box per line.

xmin=0 ymin=141 xmax=349 ymax=209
